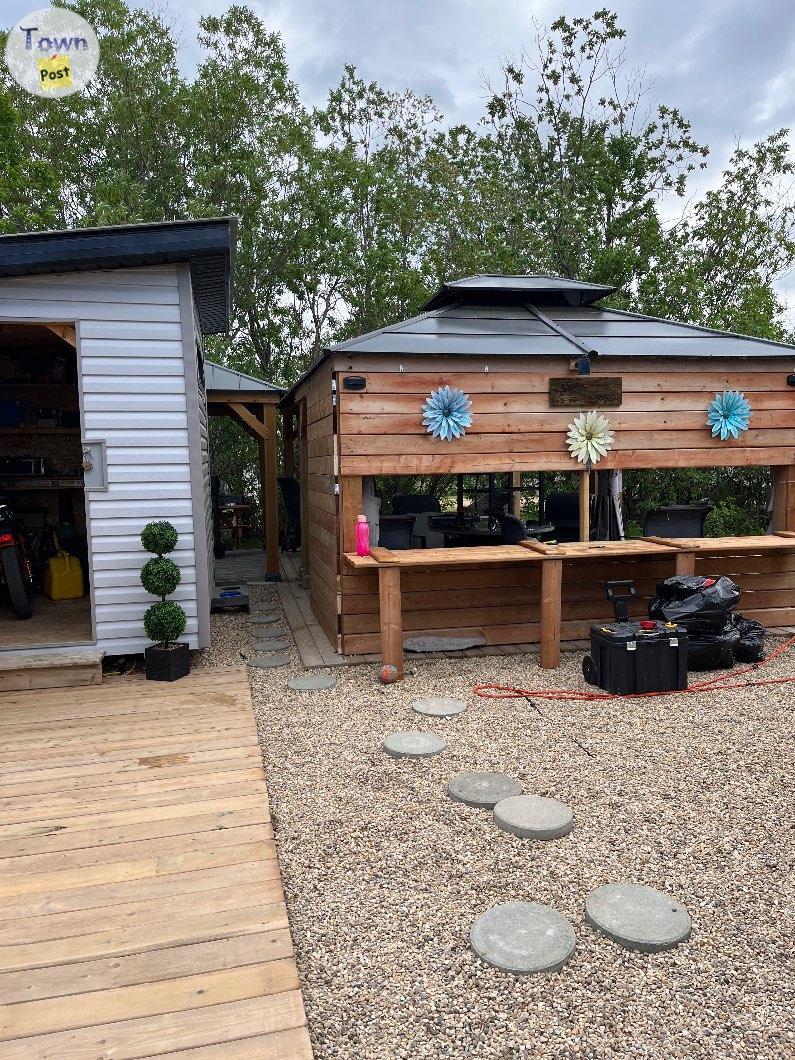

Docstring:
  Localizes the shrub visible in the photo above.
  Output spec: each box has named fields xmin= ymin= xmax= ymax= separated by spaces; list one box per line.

xmin=140 ymin=519 xmax=186 ymax=646
xmin=141 ymin=557 xmax=181 ymax=598
xmin=144 ymin=600 xmax=187 ymax=644
xmin=141 ymin=520 xmax=178 ymax=556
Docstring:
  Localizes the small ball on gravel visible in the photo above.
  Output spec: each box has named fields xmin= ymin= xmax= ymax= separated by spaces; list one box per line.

xmin=382 ymin=731 xmax=447 ymax=758
xmin=379 ymin=664 xmax=399 ymax=684
xmin=448 ymin=772 xmax=522 ymax=808
xmin=493 ymin=794 xmax=573 ymax=839
xmin=412 ymin=697 xmax=467 ymax=717
xmin=585 ymin=883 xmax=692 ymax=952
xmin=470 ymin=901 xmax=576 ymax=974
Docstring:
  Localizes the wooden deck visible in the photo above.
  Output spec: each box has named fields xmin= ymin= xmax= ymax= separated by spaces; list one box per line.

xmin=0 ymin=668 xmax=313 ymax=1059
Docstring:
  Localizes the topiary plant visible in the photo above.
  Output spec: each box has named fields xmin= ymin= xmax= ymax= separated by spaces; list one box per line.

xmin=140 ymin=520 xmax=186 ymax=646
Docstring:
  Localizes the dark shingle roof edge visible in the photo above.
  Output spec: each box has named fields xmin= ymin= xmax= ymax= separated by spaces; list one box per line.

xmin=0 ymin=217 xmax=237 ymax=336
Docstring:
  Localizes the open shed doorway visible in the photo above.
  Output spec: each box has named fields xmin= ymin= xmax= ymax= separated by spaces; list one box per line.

xmin=0 ymin=322 xmax=93 ymax=650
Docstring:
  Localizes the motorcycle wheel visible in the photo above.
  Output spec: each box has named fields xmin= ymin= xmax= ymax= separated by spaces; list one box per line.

xmin=1 ymin=548 xmax=34 ymax=620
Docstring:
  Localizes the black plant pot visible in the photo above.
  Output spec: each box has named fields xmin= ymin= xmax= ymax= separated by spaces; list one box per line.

xmin=145 ymin=641 xmax=190 ymax=682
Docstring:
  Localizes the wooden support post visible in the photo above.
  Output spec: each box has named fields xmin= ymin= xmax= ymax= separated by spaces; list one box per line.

xmin=378 ymin=565 xmax=403 ymax=678
xmin=510 ymin=472 xmax=522 ymax=517
xmin=283 ymin=411 xmax=295 ymax=476
xmin=255 ymin=404 xmax=280 ymax=579
xmin=539 ymin=558 xmax=563 ymax=670
xmin=675 ymin=550 xmax=696 ymax=576
xmin=339 ymin=476 xmax=363 ymax=555
xmin=579 ymin=470 xmax=590 ymax=543
xmin=298 ymin=401 xmax=309 ymax=587
xmin=771 ymin=465 xmax=795 ymax=531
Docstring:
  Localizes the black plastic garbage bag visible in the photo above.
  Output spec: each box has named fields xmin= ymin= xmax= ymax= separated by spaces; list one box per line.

xmin=687 ymin=623 xmax=741 ymax=670
xmin=649 ymin=575 xmax=741 ymax=635
xmin=731 ymin=614 xmax=766 ymax=663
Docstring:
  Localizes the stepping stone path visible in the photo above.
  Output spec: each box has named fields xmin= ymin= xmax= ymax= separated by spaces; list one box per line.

xmin=448 ymin=772 xmax=522 ymax=809
xmin=247 ymin=654 xmax=290 ymax=670
xmin=585 ymin=883 xmax=691 ymax=952
xmin=382 ymin=731 xmax=446 ymax=759
xmin=253 ymin=639 xmax=290 ymax=653
xmin=251 ymin=612 xmax=280 ymax=625
xmin=470 ymin=901 xmax=576 ymax=974
xmin=252 ymin=626 xmax=289 ymax=640
xmin=493 ymin=795 xmax=573 ymax=840
xmin=412 ymin=697 xmax=467 ymax=718
xmin=288 ymin=674 xmax=336 ymax=691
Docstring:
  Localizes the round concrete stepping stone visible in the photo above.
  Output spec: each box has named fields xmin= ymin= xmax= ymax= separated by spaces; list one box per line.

xmin=246 ymin=654 xmax=290 ymax=669
xmin=493 ymin=795 xmax=573 ymax=840
xmin=253 ymin=639 xmax=290 ymax=653
xmin=288 ymin=673 xmax=336 ymax=691
xmin=412 ymin=696 xmax=467 ymax=718
xmin=470 ymin=901 xmax=575 ymax=974
xmin=382 ymin=731 xmax=446 ymax=758
xmin=251 ymin=612 xmax=280 ymax=624
xmin=585 ymin=883 xmax=691 ymax=952
xmin=253 ymin=625 xmax=288 ymax=639
xmin=448 ymin=772 xmax=522 ymax=808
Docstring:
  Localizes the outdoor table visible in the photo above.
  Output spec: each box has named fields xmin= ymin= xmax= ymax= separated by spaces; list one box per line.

xmin=344 ymin=535 xmax=795 ymax=678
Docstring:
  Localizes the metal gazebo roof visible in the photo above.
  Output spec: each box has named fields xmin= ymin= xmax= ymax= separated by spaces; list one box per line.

xmin=205 ymin=361 xmax=284 ymax=397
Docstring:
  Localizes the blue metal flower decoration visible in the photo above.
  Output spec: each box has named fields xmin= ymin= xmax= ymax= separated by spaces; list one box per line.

xmin=421 ymin=385 xmax=473 ymax=441
xmin=707 ymin=390 xmax=752 ymax=441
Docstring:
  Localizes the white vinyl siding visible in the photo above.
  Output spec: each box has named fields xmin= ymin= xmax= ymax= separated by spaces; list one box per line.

xmin=0 ymin=265 xmax=205 ymax=654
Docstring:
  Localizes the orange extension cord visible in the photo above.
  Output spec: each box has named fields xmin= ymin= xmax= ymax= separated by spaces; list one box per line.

xmin=473 ymin=633 xmax=795 ymax=703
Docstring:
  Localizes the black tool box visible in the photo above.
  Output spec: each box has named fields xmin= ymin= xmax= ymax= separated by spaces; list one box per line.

xmin=581 ymin=579 xmax=689 ymax=694
xmin=583 ymin=620 xmax=689 ymax=694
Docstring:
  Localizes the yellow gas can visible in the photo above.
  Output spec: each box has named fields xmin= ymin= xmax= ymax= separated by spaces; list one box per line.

xmin=43 ymin=551 xmax=85 ymax=601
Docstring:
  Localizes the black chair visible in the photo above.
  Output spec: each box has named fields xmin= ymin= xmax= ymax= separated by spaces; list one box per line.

xmin=277 ymin=476 xmax=301 ymax=552
xmin=643 ymin=504 xmax=712 ymax=538
xmin=379 ymin=514 xmax=415 ymax=550
xmin=499 ymin=513 xmax=527 ymax=544
xmin=391 ymin=494 xmax=441 ymax=515
xmin=544 ymin=491 xmax=580 ymax=542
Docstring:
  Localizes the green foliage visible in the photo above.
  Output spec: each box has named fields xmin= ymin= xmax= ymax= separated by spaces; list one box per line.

xmin=140 ymin=557 xmax=181 ymax=599
xmin=141 ymin=521 xmax=178 ymax=557
xmin=144 ymin=600 xmax=187 ymax=644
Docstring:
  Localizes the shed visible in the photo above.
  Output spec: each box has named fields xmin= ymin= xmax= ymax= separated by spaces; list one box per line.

xmin=0 ymin=217 xmax=249 ymax=657
xmin=280 ymin=274 xmax=795 ymax=674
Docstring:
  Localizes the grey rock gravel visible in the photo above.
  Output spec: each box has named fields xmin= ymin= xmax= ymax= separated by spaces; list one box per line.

xmin=197 ymin=603 xmax=794 ymax=1060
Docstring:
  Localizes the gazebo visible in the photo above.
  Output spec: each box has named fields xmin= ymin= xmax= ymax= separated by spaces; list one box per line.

xmin=206 ymin=361 xmax=284 ymax=579
xmin=280 ymin=274 xmax=795 ymax=676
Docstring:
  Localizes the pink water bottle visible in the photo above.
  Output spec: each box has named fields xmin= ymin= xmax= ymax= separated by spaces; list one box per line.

xmin=355 ymin=514 xmax=370 ymax=556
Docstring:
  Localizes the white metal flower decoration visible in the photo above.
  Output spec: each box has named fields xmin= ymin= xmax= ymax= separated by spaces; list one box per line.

xmin=566 ymin=410 xmax=614 ymax=466
xmin=421 ymin=385 xmax=473 ymax=441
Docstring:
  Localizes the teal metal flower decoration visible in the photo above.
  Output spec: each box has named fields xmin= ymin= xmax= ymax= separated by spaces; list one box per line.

xmin=421 ymin=385 xmax=473 ymax=441
xmin=707 ymin=390 xmax=752 ymax=440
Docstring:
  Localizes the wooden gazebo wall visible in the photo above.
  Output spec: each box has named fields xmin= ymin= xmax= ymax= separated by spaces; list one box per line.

xmin=286 ymin=353 xmax=795 ymax=654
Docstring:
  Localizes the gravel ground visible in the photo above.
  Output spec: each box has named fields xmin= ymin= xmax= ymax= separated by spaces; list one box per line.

xmin=198 ymin=589 xmax=794 ymax=1060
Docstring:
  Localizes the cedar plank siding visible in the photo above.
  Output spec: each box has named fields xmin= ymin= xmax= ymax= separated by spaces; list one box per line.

xmin=0 ymin=264 xmax=210 ymax=653
xmin=330 ymin=354 xmax=795 ymax=655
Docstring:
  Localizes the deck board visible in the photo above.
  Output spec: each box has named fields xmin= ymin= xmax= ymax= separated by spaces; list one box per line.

xmin=0 ymin=667 xmax=312 ymax=1060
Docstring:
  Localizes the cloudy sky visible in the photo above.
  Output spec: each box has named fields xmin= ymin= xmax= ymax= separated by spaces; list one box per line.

xmin=4 ymin=0 xmax=795 ymax=302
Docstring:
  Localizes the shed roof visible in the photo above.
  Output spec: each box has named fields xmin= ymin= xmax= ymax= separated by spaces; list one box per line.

xmin=205 ymin=360 xmax=285 ymax=396
xmin=0 ymin=217 xmax=236 ymax=335
xmin=421 ymin=273 xmax=615 ymax=309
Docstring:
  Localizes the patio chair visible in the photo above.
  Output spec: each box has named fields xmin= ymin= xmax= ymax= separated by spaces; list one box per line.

xmin=544 ymin=491 xmax=580 ymax=542
xmin=643 ymin=504 xmax=712 ymax=538
xmin=277 ymin=476 xmax=301 ymax=552
xmin=499 ymin=513 xmax=528 ymax=544
xmin=378 ymin=514 xmax=415 ymax=550
xmin=391 ymin=494 xmax=441 ymax=515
